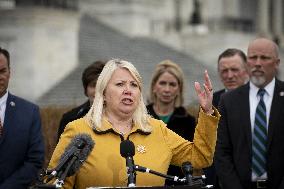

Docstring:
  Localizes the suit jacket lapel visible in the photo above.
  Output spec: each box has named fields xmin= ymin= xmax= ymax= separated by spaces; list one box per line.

xmin=240 ymin=84 xmax=253 ymax=147
xmin=267 ymin=79 xmax=284 ymax=150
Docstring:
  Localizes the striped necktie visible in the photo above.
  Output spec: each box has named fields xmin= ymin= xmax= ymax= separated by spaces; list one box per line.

xmin=252 ymin=88 xmax=267 ymax=176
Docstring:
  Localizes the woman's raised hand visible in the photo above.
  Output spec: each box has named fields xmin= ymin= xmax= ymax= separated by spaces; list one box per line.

xmin=194 ymin=70 xmax=214 ymax=114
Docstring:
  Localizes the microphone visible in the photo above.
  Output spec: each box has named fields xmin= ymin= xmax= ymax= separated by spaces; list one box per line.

xmin=120 ymin=140 xmax=136 ymax=187
xmin=182 ymin=162 xmax=193 ymax=185
xmin=46 ymin=134 xmax=95 ymax=181
xmin=182 ymin=162 xmax=206 ymax=187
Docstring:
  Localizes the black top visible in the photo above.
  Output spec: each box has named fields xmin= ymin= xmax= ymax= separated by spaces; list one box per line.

xmin=146 ymin=104 xmax=196 ymax=186
xmin=57 ymin=101 xmax=91 ymax=142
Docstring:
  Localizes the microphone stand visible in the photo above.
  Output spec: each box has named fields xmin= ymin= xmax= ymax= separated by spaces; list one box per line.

xmin=182 ymin=162 xmax=193 ymax=185
xmin=134 ymin=165 xmax=184 ymax=183
xmin=54 ymin=149 xmax=81 ymax=188
xmin=36 ymin=149 xmax=82 ymax=189
xmin=126 ymin=157 xmax=136 ymax=187
xmin=45 ymin=146 xmax=79 ymax=182
xmin=134 ymin=164 xmax=207 ymax=187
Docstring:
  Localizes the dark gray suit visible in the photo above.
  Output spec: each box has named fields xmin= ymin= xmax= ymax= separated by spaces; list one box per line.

xmin=215 ymin=79 xmax=284 ymax=189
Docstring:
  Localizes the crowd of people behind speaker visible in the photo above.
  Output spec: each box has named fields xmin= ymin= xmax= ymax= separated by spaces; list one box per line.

xmin=1 ymin=36 xmax=283 ymax=189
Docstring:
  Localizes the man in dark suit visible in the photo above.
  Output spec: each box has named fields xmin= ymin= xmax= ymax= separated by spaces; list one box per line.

xmin=0 ymin=47 xmax=44 ymax=188
xmin=204 ymin=48 xmax=248 ymax=187
xmin=57 ymin=61 xmax=105 ymax=141
xmin=215 ymin=38 xmax=284 ymax=189
xmin=213 ymin=48 xmax=248 ymax=107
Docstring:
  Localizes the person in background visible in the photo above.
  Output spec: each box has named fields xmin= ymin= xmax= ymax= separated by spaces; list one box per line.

xmin=147 ymin=60 xmax=196 ymax=186
xmin=57 ymin=61 xmax=105 ymax=141
xmin=48 ymin=59 xmax=220 ymax=188
xmin=213 ymin=48 xmax=248 ymax=107
xmin=0 ymin=47 xmax=44 ymax=189
xmin=215 ymin=38 xmax=284 ymax=189
xmin=204 ymin=48 xmax=249 ymax=187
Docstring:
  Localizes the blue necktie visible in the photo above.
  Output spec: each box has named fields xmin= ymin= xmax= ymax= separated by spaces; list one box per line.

xmin=252 ymin=89 xmax=267 ymax=176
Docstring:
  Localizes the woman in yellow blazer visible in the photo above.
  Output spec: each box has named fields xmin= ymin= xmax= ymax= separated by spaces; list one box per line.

xmin=48 ymin=59 xmax=220 ymax=189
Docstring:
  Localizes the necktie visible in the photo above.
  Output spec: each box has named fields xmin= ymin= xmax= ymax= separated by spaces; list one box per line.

xmin=252 ymin=88 xmax=267 ymax=176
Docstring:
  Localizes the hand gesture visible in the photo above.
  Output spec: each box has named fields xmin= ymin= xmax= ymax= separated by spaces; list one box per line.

xmin=194 ymin=70 xmax=214 ymax=114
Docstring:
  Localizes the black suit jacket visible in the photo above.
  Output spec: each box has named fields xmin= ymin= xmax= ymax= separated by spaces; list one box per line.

xmin=213 ymin=89 xmax=226 ymax=108
xmin=214 ymin=79 xmax=284 ymax=189
xmin=57 ymin=101 xmax=90 ymax=141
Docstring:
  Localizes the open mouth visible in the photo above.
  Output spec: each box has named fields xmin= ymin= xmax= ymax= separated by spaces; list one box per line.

xmin=122 ymin=98 xmax=133 ymax=105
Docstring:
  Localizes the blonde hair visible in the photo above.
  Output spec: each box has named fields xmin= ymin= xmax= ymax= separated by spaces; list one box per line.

xmin=149 ymin=60 xmax=184 ymax=107
xmin=86 ymin=59 xmax=151 ymax=132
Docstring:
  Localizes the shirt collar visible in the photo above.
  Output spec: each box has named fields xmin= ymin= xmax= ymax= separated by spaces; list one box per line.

xmin=92 ymin=116 xmax=151 ymax=135
xmin=249 ymin=78 xmax=275 ymax=97
xmin=0 ymin=91 xmax=8 ymax=107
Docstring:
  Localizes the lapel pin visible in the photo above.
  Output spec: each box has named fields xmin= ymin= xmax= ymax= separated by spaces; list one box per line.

xmin=280 ymin=92 xmax=284 ymax=97
xmin=137 ymin=144 xmax=146 ymax=154
xmin=10 ymin=101 xmax=15 ymax=107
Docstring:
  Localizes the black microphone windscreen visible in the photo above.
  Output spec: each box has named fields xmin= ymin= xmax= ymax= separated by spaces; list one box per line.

xmin=120 ymin=140 xmax=135 ymax=158
xmin=60 ymin=133 xmax=95 ymax=176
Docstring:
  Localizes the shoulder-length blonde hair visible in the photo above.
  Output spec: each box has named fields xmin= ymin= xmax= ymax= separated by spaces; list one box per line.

xmin=149 ymin=60 xmax=184 ymax=107
xmin=86 ymin=59 xmax=151 ymax=132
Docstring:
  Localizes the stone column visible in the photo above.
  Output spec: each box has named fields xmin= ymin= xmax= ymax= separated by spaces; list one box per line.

xmin=272 ymin=0 xmax=283 ymax=36
xmin=256 ymin=0 xmax=270 ymax=35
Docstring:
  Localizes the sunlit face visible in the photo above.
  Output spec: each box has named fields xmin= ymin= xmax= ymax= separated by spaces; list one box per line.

xmin=153 ymin=72 xmax=179 ymax=105
xmin=104 ymin=68 xmax=140 ymax=118
xmin=86 ymin=81 xmax=96 ymax=103
xmin=218 ymin=55 xmax=248 ymax=90
xmin=0 ymin=54 xmax=10 ymax=97
xmin=247 ymin=39 xmax=280 ymax=88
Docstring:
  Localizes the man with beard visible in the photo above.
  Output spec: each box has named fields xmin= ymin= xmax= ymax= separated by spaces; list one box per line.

xmin=215 ymin=38 xmax=284 ymax=189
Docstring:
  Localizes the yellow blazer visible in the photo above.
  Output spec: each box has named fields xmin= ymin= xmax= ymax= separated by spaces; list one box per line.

xmin=48 ymin=108 xmax=220 ymax=189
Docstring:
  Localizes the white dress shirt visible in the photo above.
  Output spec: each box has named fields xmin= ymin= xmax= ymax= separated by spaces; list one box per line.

xmin=0 ymin=91 xmax=8 ymax=126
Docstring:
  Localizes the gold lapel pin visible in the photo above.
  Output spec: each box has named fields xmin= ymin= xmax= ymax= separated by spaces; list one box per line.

xmin=137 ymin=145 xmax=146 ymax=154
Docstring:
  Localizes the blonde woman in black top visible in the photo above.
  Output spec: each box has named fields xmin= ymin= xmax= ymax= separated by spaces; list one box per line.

xmin=147 ymin=60 xmax=196 ymax=186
